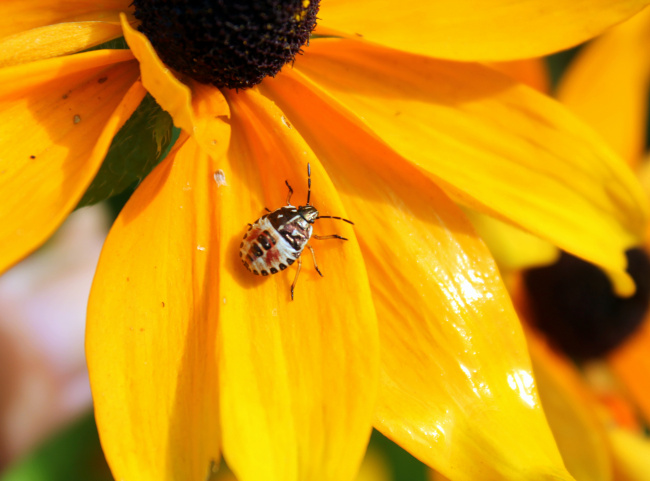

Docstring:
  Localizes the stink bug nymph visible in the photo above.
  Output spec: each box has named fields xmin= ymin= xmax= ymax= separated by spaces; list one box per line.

xmin=239 ymin=163 xmax=353 ymax=300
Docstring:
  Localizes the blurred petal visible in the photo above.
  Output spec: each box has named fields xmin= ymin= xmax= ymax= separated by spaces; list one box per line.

xmin=355 ymin=449 xmax=391 ymax=481
xmin=0 ymin=0 xmax=130 ymax=38
xmin=608 ymin=428 xmax=650 ymax=481
xmin=120 ymin=15 xmax=231 ymax=158
xmin=0 ymin=21 xmax=124 ymax=67
xmin=464 ymin=209 xmax=559 ymax=273
xmin=488 ymin=59 xmax=550 ymax=94
xmin=429 ymin=470 xmax=451 ymax=481
xmin=295 ymin=39 xmax=647 ymax=296
xmin=217 ymin=88 xmax=379 ymax=481
xmin=262 ymin=71 xmax=573 ymax=481
xmin=317 ymin=0 xmax=650 ymax=61
xmin=607 ymin=317 xmax=650 ymax=424
xmin=527 ymin=332 xmax=613 ymax=481
xmin=558 ymin=7 xmax=650 ymax=166
xmin=87 ymin=136 xmax=221 ymax=481
xmin=0 ymin=50 xmax=141 ymax=275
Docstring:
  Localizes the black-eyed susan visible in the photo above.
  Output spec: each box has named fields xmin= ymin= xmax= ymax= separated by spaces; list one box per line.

xmin=2 ymin=2 xmax=650 ymax=481
xmin=471 ymin=10 xmax=650 ymax=479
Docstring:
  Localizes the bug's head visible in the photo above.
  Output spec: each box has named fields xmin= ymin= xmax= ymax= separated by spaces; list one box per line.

xmin=298 ymin=204 xmax=319 ymax=223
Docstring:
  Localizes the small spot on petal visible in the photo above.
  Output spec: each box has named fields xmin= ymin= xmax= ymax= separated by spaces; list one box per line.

xmin=281 ymin=116 xmax=292 ymax=129
xmin=73 ymin=114 xmax=81 ymax=124
xmin=197 ymin=245 xmax=206 ymax=251
xmin=214 ymin=169 xmax=228 ymax=187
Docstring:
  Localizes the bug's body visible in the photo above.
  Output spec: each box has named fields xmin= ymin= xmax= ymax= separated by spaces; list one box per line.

xmin=240 ymin=205 xmax=317 ymax=276
xmin=239 ymin=164 xmax=352 ymax=299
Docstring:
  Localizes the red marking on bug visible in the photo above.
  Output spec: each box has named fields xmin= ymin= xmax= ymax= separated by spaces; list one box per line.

xmin=239 ymin=163 xmax=353 ymax=299
xmin=265 ymin=246 xmax=282 ymax=264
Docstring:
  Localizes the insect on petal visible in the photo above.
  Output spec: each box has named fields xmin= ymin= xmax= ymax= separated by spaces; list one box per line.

xmin=293 ymin=38 xmax=648 ymax=296
xmin=261 ymin=71 xmax=574 ymax=480
xmin=216 ymin=87 xmax=379 ymax=481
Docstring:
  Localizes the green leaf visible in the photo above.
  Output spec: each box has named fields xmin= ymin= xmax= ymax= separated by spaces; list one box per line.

xmin=1 ymin=412 xmax=113 ymax=481
xmin=76 ymin=93 xmax=175 ymax=209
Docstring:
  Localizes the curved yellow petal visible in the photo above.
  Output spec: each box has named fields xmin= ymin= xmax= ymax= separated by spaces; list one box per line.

xmin=558 ymin=7 xmax=650 ymax=166
xmin=261 ymin=71 xmax=573 ymax=481
xmin=355 ymin=449 xmax=391 ymax=481
xmin=294 ymin=39 xmax=647 ymax=296
xmin=488 ymin=59 xmax=550 ymax=94
xmin=464 ymin=209 xmax=559 ymax=273
xmin=0 ymin=0 xmax=130 ymax=38
xmin=190 ymin=81 xmax=232 ymax=161
xmin=608 ymin=428 xmax=650 ymax=481
xmin=0 ymin=50 xmax=141 ymax=275
xmin=120 ymin=14 xmax=194 ymax=133
xmin=317 ymin=0 xmax=650 ymax=61
xmin=120 ymin=15 xmax=232 ymax=158
xmin=87 ymin=136 xmax=221 ymax=481
xmin=527 ymin=333 xmax=613 ymax=481
xmin=608 ymin=317 xmax=650 ymax=424
xmin=0 ymin=21 xmax=124 ymax=67
xmin=217 ymin=88 xmax=379 ymax=481
xmin=0 ymin=48 xmax=133 ymax=95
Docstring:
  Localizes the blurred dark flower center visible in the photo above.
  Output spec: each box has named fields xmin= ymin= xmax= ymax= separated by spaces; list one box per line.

xmin=133 ymin=0 xmax=320 ymax=90
xmin=522 ymin=249 xmax=650 ymax=360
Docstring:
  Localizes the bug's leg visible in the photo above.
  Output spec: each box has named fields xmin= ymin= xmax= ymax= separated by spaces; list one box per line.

xmin=264 ymin=207 xmax=271 ymax=213
xmin=285 ymin=180 xmax=294 ymax=205
xmin=317 ymin=215 xmax=354 ymax=225
xmin=306 ymin=244 xmax=324 ymax=277
xmin=313 ymin=234 xmax=348 ymax=241
xmin=291 ymin=256 xmax=302 ymax=300
xmin=247 ymin=223 xmax=253 ymax=229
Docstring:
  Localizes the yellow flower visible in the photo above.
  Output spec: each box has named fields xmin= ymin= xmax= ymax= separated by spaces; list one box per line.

xmin=471 ymin=9 xmax=650 ymax=479
xmin=1 ymin=1 xmax=650 ymax=481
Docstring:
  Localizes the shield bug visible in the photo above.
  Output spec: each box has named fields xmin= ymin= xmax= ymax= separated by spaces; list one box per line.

xmin=239 ymin=163 xmax=353 ymax=300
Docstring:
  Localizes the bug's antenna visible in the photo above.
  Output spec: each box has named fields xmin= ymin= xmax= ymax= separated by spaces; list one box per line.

xmin=306 ymin=163 xmax=312 ymax=205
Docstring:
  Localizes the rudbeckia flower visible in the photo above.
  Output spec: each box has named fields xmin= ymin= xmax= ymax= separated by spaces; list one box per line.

xmin=470 ymin=9 xmax=650 ymax=479
xmin=1 ymin=1 xmax=650 ymax=481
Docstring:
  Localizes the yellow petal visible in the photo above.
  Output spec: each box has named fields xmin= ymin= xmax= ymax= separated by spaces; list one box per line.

xmin=608 ymin=428 xmax=650 ymax=481
xmin=557 ymin=7 xmax=650 ymax=167
xmin=261 ymin=70 xmax=573 ymax=481
xmin=488 ymin=58 xmax=550 ymax=94
xmin=217 ymin=87 xmax=379 ymax=481
xmin=0 ymin=0 xmax=130 ymax=38
xmin=120 ymin=14 xmax=231 ymax=158
xmin=527 ymin=333 xmax=613 ymax=481
xmin=354 ymin=449 xmax=391 ymax=481
xmin=0 ymin=50 xmax=141 ymax=275
xmin=0 ymin=21 xmax=124 ymax=67
xmin=87 ymin=136 xmax=221 ymax=481
xmin=464 ymin=208 xmax=560 ymax=273
xmin=607 ymin=317 xmax=650 ymax=424
xmin=317 ymin=0 xmax=650 ymax=61
xmin=429 ymin=470 xmax=452 ymax=481
xmin=190 ymin=81 xmax=232 ymax=160
xmin=120 ymin=13 xmax=194 ymax=133
xmin=294 ymin=39 xmax=647 ymax=296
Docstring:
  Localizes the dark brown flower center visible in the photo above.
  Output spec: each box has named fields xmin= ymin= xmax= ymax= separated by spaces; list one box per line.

xmin=132 ymin=0 xmax=320 ymax=90
xmin=522 ymin=249 xmax=650 ymax=360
